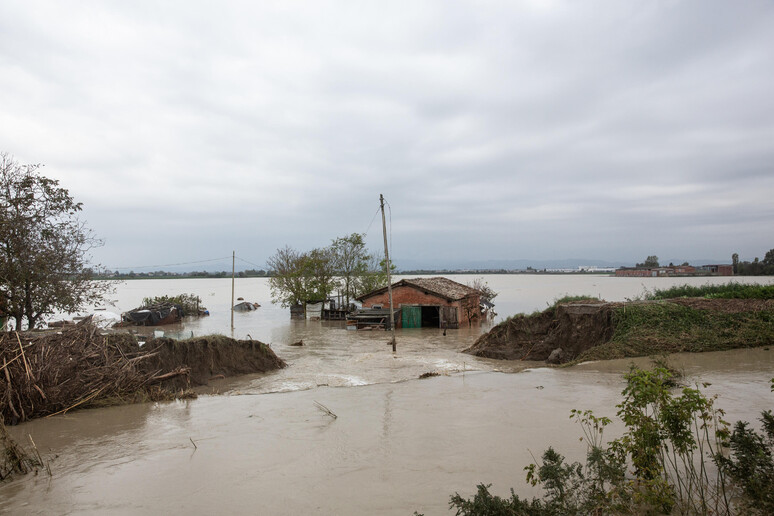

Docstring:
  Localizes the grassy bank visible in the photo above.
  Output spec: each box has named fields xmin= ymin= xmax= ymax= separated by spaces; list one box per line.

xmin=646 ymin=282 xmax=774 ymax=300
xmin=469 ymin=282 xmax=774 ymax=364
xmin=576 ymin=302 xmax=774 ymax=361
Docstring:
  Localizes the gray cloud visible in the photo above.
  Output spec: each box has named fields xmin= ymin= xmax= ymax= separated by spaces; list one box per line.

xmin=1 ymin=0 xmax=773 ymax=270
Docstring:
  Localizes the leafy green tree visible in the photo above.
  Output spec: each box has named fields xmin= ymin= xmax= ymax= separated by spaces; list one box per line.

xmin=732 ymin=253 xmax=740 ymax=274
xmin=640 ymin=255 xmax=659 ymax=268
xmin=355 ymin=254 xmax=393 ymax=298
xmin=301 ymin=247 xmax=337 ymax=302
xmin=763 ymin=249 xmax=774 ymax=274
xmin=0 ymin=153 xmax=110 ymax=329
xmin=267 ymin=246 xmax=307 ymax=308
xmin=267 ymin=245 xmax=338 ymax=307
xmin=331 ymin=233 xmax=369 ymax=307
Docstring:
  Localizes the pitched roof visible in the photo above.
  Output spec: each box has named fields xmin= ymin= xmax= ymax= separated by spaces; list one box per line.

xmin=357 ymin=276 xmax=480 ymax=302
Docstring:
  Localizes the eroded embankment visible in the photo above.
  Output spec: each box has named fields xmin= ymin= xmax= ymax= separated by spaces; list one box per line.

xmin=465 ymin=299 xmax=774 ymax=364
xmin=0 ymin=320 xmax=286 ymax=424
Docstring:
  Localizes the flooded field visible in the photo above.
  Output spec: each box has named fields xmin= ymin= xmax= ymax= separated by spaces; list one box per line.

xmin=2 ymin=275 xmax=773 ymax=514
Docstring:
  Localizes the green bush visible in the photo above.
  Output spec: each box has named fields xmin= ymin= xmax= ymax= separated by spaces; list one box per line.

xmin=443 ymin=366 xmax=774 ymax=515
xmin=140 ymin=293 xmax=205 ymax=316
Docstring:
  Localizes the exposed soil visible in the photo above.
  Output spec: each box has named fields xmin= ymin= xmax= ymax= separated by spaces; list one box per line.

xmin=465 ymin=302 xmax=614 ymax=362
xmin=0 ymin=320 xmax=286 ymax=424
xmin=140 ymin=335 xmax=286 ymax=390
xmin=465 ymin=298 xmax=774 ymax=364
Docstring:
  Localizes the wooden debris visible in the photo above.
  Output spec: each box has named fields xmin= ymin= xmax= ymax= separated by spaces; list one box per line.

xmin=314 ymin=401 xmax=337 ymax=419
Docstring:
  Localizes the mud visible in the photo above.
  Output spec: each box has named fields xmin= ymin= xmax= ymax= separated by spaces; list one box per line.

xmin=141 ymin=335 xmax=286 ymax=390
xmin=464 ymin=302 xmax=614 ymax=362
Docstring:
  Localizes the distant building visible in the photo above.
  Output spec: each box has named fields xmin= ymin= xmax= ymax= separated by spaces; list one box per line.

xmin=356 ymin=277 xmax=481 ymax=329
xmin=615 ymin=264 xmax=731 ymax=277
xmin=700 ymin=264 xmax=734 ymax=276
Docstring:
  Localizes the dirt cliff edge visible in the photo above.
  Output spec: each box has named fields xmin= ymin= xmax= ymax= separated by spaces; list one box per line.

xmin=465 ymin=299 xmax=774 ymax=364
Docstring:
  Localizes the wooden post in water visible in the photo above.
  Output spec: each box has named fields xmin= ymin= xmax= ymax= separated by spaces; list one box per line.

xmin=380 ymin=194 xmax=396 ymax=352
xmin=231 ymin=250 xmax=235 ymax=332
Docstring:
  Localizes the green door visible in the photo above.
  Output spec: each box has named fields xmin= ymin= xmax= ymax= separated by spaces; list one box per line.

xmin=402 ymin=306 xmax=421 ymax=328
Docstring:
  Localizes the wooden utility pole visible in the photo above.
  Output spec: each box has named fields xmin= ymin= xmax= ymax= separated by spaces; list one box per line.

xmin=231 ymin=250 xmax=235 ymax=332
xmin=380 ymin=194 xmax=396 ymax=352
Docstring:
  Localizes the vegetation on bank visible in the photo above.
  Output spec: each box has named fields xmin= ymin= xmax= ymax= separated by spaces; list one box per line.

xmin=645 ymin=283 xmax=774 ymax=300
xmin=576 ymin=303 xmax=774 ymax=362
xmin=423 ymin=366 xmax=774 ymax=515
xmin=574 ymin=282 xmax=774 ymax=361
xmin=474 ymin=283 xmax=774 ymax=364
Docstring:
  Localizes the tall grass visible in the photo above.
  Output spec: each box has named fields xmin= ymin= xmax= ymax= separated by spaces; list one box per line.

xmin=575 ymin=303 xmax=774 ymax=361
xmin=646 ymin=282 xmax=774 ymax=300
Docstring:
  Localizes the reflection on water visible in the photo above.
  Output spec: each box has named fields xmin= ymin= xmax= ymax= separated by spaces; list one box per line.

xmin=2 ymin=276 xmax=772 ymax=514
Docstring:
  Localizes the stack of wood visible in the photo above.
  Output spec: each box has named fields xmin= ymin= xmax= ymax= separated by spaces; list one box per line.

xmin=0 ymin=319 xmax=189 ymax=425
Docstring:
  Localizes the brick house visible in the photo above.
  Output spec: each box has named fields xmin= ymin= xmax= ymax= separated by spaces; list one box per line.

xmin=615 ymin=264 xmax=731 ymax=277
xmin=701 ymin=264 xmax=734 ymax=276
xmin=356 ymin=277 xmax=481 ymax=329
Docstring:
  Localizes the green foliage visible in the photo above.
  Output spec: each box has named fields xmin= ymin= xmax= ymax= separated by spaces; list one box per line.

xmin=0 ymin=153 xmax=111 ymax=329
xmin=267 ymin=245 xmax=337 ymax=307
xmin=716 ymin=411 xmax=774 ymax=514
xmin=732 ymin=249 xmax=774 ymax=275
xmin=636 ymin=255 xmax=660 ymax=268
xmin=446 ymin=366 xmax=768 ymax=515
xmin=645 ymin=282 xmax=774 ymax=300
xmin=351 ymin=255 xmax=393 ymax=300
xmin=551 ymin=295 xmax=599 ymax=306
xmin=330 ymin=233 xmax=370 ymax=306
xmin=268 ymin=237 xmax=388 ymax=309
xmin=140 ymin=293 xmax=205 ymax=315
xmin=447 ymin=483 xmax=551 ymax=515
xmin=603 ymin=302 xmax=774 ymax=356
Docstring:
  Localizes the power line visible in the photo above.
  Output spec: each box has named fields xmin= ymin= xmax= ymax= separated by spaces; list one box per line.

xmin=109 ymin=256 xmax=232 ymax=271
xmin=363 ymin=205 xmax=381 ymax=238
xmin=235 ymin=256 xmax=266 ymax=269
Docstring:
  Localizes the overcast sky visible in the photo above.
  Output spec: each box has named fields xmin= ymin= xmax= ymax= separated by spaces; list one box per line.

xmin=1 ymin=1 xmax=773 ymax=271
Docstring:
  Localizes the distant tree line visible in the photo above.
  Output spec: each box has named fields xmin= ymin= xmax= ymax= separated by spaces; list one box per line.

xmin=100 ymin=269 xmax=270 ymax=280
xmin=733 ymin=249 xmax=774 ymax=275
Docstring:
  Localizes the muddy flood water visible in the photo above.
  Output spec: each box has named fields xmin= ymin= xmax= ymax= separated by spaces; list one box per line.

xmin=2 ymin=275 xmax=774 ymax=515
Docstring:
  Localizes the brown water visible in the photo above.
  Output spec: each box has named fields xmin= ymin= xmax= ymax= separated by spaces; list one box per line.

xmin=2 ymin=275 xmax=773 ymax=514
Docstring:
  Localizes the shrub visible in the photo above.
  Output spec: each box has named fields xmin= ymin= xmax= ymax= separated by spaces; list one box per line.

xmin=444 ymin=366 xmax=774 ymax=515
xmin=140 ymin=293 xmax=205 ymax=315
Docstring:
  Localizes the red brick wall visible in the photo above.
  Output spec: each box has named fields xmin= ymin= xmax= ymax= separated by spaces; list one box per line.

xmin=361 ymin=286 xmax=481 ymax=326
xmin=615 ymin=269 xmax=655 ymax=277
xmin=361 ymin=285 xmax=457 ymax=308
